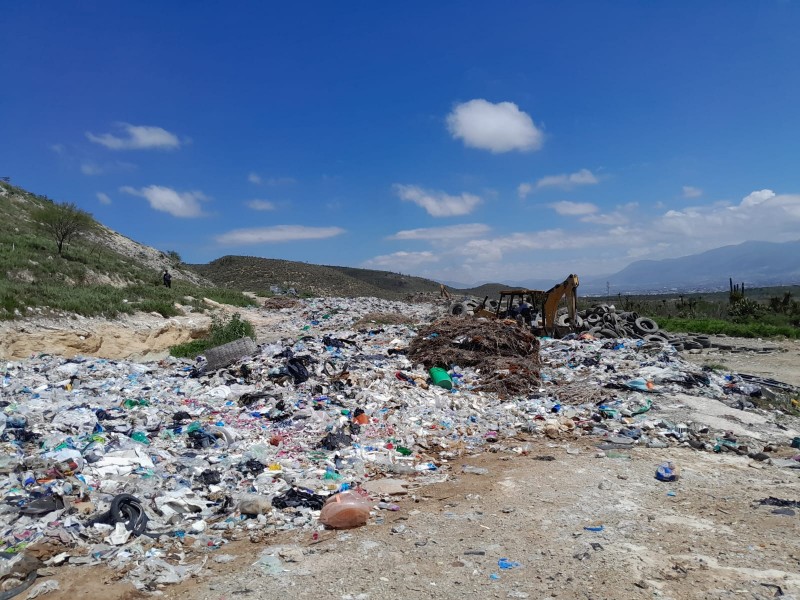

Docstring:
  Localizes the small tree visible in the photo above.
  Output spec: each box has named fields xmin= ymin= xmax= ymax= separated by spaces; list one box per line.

xmin=166 ymin=249 xmax=182 ymax=265
xmin=32 ymin=201 xmax=95 ymax=256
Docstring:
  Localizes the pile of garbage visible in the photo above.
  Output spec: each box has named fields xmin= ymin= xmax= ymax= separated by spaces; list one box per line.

xmin=0 ymin=296 xmax=798 ymax=591
xmin=408 ymin=317 xmax=540 ymax=397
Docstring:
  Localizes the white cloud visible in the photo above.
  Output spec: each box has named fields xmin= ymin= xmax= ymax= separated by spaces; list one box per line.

xmin=87 ymin=123 xmax=181 ymax=150
xmin=539 ymin=169 xmax=599 ymax=190
xmin=517 ymin=183 xmax=532 ymax=199
xmin=389 ymin=223 xmax=491 ymax=241
xmin=248 ymin=172 xmax=295 ymax=186
xmin=394 ymin=184 xmax=481 ymax=217
xmin=682 ymin=185 xmax=703 ymax=198
xmin=580 ymin=203 xmax=637 ymax=225
xmin=96 ymin=192 xmax=111 ymax=205
xmin=740 ymin=189 xmax=775 ymax=207
xmin=215 ymin=225 xmax=345 ymax=245
xmin=80 ymin=160 xmax=137 ymax=176
xmin=50 ymin=143 xmax=65 ymax=154
xmin=246 ymin=199 xmax=276 ymax=211
xmin=81 ymin=162 xmax=103 ymax=175
xmin=549 ymin=201 xmax=599 ymax=216
xmin=363 ymin=251 xmax=438 ymax=270
xmin=120 ymin=185 xmax=208 ymax=217
xmin=446 ymin=99 xmax=543 ymax=153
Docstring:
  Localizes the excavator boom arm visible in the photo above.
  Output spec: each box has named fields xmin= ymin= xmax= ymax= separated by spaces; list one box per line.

xmin=542 ymin=274 xmax=579 ymax=334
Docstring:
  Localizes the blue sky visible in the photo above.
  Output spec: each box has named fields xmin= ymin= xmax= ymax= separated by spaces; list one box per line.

xmin=2 ymin=2 xmax=800 ymax=285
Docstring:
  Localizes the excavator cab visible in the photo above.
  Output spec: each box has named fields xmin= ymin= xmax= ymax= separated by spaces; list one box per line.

xmin=492 ymin=275 xmax=579 ymax=335
xmin=494 ymin=289 xmax=547 ymax=324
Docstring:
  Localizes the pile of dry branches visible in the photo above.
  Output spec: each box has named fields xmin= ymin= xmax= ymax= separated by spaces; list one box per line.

xmin=408 ymin=317 xmax=540 ymax=397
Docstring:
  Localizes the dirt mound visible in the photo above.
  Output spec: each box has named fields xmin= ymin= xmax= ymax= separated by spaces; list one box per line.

xmin=408 ymin=316 xmax=540 ymax=397
xmin=0 ymin=318 xmax=210 ymax=360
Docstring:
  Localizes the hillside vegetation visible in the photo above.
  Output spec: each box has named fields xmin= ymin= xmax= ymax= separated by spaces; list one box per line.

xmin=0 ymin=181 xmax=254 ymax=319
xmin=189 ymin=255 xmax=450 ymax=299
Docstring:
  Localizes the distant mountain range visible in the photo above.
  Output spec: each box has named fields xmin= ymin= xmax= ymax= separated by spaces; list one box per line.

xmin=578 ymin=240 xmax=800 ymax=294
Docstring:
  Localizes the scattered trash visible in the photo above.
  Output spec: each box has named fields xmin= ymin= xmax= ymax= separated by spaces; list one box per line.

xmin=429 ymin=367 xmax=453 ymax=390
xmin=584 ymin=524 xmax=604 ymax=532
xmin=24 ymin=579 xmax=59 ymax=599
xmin=759 ymin=497 xmax=800 ymax=508
xmin=462 ymin=465 xmax=489 ymax=475
xmin=655 ymin=462 xmax=679 ymax=482
xmin=0 ymin=295 xmax=796 ymax=590
xmin=498 ymin=558 xmax=522 ymax=569
xmin=319 ymin=491 xmax=371 ymax=529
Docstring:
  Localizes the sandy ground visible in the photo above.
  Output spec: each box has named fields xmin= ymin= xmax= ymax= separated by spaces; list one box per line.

xmin=4 ymin=305 xmax=800 ymax=600
xmin=0 ymin=301 xmax=286 ymax=361
xmin=681 ymin=336 xmax=800 ymax=388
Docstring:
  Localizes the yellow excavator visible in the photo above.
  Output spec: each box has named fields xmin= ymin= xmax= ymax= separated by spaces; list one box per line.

xmin=472 ymin=274 xmax=580 ymax=335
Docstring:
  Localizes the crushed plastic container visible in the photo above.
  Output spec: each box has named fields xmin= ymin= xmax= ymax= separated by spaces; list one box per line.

xmin=655 ymin=461 xmax=679 ymax=482
xmin=319 ymin=491 xmax=372 ymax=529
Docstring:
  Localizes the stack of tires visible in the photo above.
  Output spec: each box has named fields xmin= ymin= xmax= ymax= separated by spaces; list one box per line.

xmin=577 ymin=304 xmax=665 ymax=341
xmin=575 ymin=304 xmax=712 ymax=350
xmin=447 ymin=297 xmax=499 ymax=317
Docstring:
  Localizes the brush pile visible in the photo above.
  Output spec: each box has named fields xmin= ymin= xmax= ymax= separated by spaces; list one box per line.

xmin=408 ymin=317 xmax=540 ymax=397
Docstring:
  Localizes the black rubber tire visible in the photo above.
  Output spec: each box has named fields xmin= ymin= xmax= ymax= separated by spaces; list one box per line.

xmin=644 ymin=334 xmax=665 ymax=343
xmin=671 ymin=342 xmax=685 ymax=351
xmin=634 ymin=317 xmax=659 ymax=334
xmin=449 ymin=302 xmax=465 ymax=316
xmin=110 ymin=494 xmax=149 ymax=536
xmin=586 ymin=314 xmax=601 ymax=325
xmin=599 ymin=328 xmax=618 ymax=339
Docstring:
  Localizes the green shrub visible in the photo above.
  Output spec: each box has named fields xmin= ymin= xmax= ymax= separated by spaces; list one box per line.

xmin=201 ymin=288 xmax=258 ymax=307
xmin=138 ymin=299 xmax=180 ymax=318
xmin=656 ymin=317 xmax=800 ymax=339
xmin=170 ymin=312 xmax=256 ymax=358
